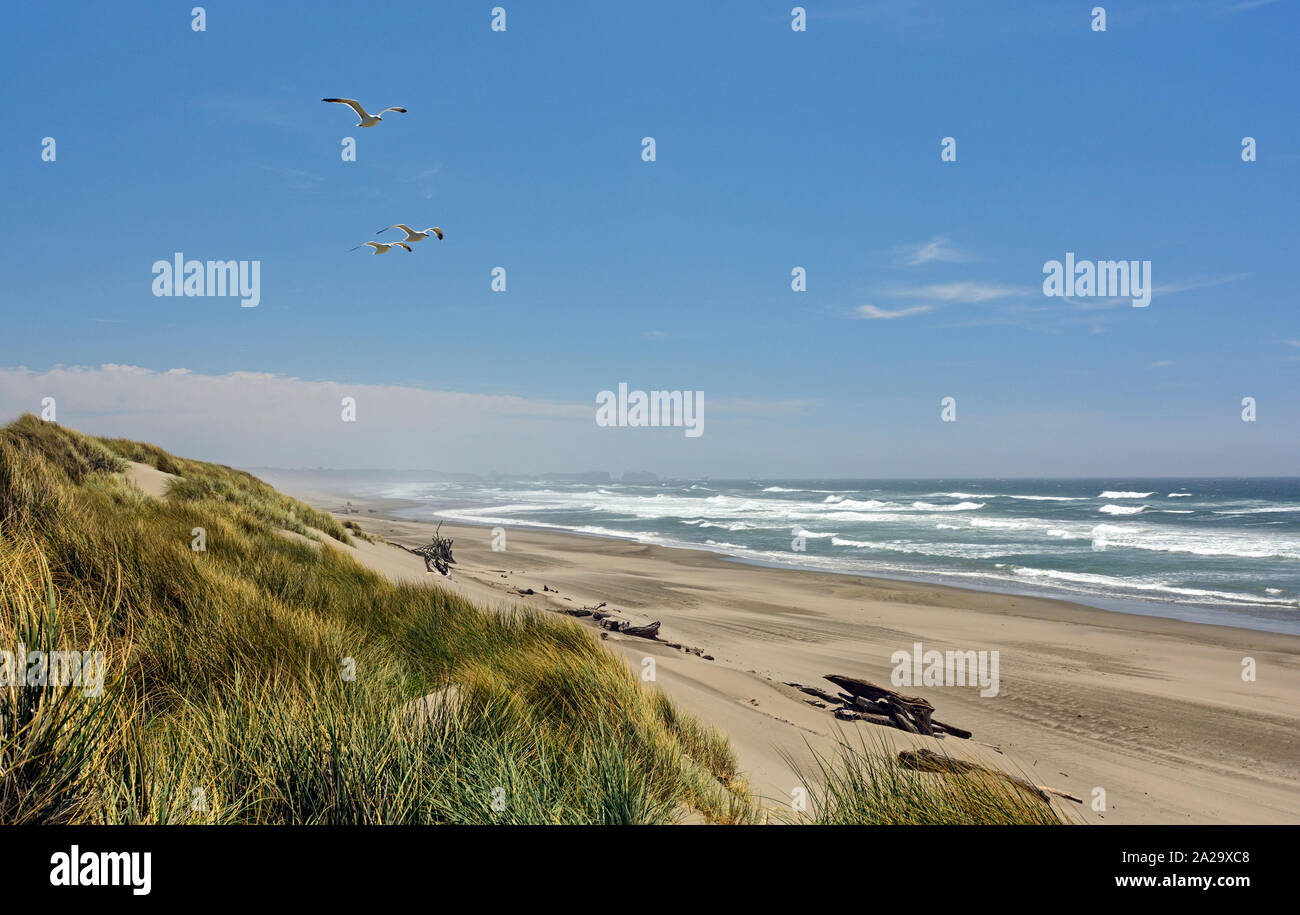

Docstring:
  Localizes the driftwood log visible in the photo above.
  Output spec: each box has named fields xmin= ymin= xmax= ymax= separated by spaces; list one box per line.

xmin=563 ymin=601 xmax=607 ymax=619
xmin=598 ymin=617 xmax=661 ymax=639
xmin=899 ymin=749 xmax=1083 ymax=804
xmin=932 ymin=719 xmax=972 ymax=740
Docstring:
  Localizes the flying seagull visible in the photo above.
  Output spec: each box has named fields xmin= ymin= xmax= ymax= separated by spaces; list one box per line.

xmin=322 ymin=98 xmax=407 ymax=127
xmin=350 ymin=241 xmax=413 ymax=254
xmin=377 ymin=224 xmax=444 ymax=243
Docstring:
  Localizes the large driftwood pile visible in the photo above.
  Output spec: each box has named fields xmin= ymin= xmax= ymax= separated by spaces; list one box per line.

xmin=401 ymin=523 xmax=457 ymax=575
xmin=786 ymin=674 xmax=973 ymax=740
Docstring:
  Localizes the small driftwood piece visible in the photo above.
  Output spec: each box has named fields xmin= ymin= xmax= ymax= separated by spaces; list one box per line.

xmin=932 ymin=719 xmax=972 ymax=740
xmin=898 ymin=749 xmax=1083 ymax=804
xmin=786 ymin=683 xmax=843 ymax=705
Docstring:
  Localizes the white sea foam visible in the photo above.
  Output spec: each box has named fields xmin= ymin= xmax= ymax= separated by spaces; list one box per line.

xmin=1214 ymin=505 xmax=1300 ymax=515
xmin=826 ymin=498 xmax=891 ymax=510
xmin=1090 ymin=524 xmax=1300 ymax=560
xmin=930 ymin=492 xmax=1085 ymax=501
xmin=793 ymin=528 xmax=837 ymax=539
xmin=703 ymin=539 xmax=753 ymax=551
xmin=1012 ymin=567 xmax=1298 ymax=607
xmin=831 ymin=537 xmax=1015 ymax=560
xmin=1099 ymin=491 xmax=1155 ymax=499
xmin=1099 ymin=504 xmax=1147 ymax=515
xmin=968 ymin=517 xmax=1044 ymax=530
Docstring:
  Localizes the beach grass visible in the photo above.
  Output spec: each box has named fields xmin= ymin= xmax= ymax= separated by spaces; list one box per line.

xmin=782 ymin=731 xmax=1066 ymax=825
xmin=0 ymin=414 xmax=751 ymax=824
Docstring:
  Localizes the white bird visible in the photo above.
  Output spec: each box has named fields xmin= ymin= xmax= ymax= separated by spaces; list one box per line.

xmin=350 ymin=241 xmax=413 ymax=254
xmin=377 ymin=224 xmax=444 ymax=243
xmin=322 ymin=98 xmax=407 ymax=127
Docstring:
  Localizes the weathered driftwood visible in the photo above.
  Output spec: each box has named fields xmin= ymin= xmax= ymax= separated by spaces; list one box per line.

xmin=787 ymin=683 xmax=843 ymax=705
xmin=835 ymin=708 xmax=895 ymax=727
xmin=403 ymin=523 xmax=456 ymax=575
xmin=932 ymin=719 xmax=972 ymax=740
xmin=853 ymin=696 xmax=891 ymax=714
xmin=598 ymin=617 xmax=661 ymax=639
xmin=782 ymin=675 xmax=975 ymax=740
xmin=621 ymin=620 xmax=661 ymax=638
xmin=825 ymin=675 xmax=936 ymax=736
xmin=562 ymin=601 xmax=605 ymax=618
xmin=825 ymin=674 xmax=933 ymax=710
xmin=898 ymin=749 xmax=1083 ymax=804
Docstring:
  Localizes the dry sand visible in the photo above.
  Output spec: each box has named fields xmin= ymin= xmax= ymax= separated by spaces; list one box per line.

xmin=271 ymin=483 xmax=1300 ymax=825
xmin=124 ymin=460 xmax=180 ymax=499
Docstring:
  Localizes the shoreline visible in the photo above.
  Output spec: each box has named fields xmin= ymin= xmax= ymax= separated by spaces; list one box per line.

xmin=421 ymin=511 xmax=1300 ymax=637
xmin=261 ymin=477 xmax=1300 ymax=824
xmin=265 ymin=474 xmax=1300 ymax=637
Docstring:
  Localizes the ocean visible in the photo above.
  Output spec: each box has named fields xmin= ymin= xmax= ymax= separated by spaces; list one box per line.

xmin=371 ymin=477 xmax=1300 ymax=635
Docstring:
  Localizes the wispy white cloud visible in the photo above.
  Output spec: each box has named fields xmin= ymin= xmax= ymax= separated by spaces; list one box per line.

xmin=853 ymin=304 xmax=933 ymax=320
xmin=892 ymin=236 xmax=979 ymax=267
xmin=1221 ymin=0 xmax=1281 ymax=14
xmin=256 ymin=163 xmax=325 ymax=192
xmin=400 ymin=162 xmax=444 ymax=201
xmin=199 ymin=98 xmax=313 ymax=131
xmin=1152 ymin=273 xmax=1248 ymax=295
xmin=893 ymin=282 xmax=1029 ymax=303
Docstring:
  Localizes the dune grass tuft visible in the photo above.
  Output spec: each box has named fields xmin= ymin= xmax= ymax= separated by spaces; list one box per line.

xmin=782 ymin=730 xmax=1066 ymax=825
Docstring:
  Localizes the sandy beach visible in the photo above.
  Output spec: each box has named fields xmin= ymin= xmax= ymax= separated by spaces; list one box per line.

xmin=265 ymin=478 xmax=1300 ymax=825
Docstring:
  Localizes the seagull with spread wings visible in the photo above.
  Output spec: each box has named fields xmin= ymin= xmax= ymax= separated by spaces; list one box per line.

xmin=322 ymin=98 xmax=408 ymax=128
xmin=349 ymin=241 xmax=413 ymax=255
xmin=377 ymin=224 xmax=444 ymax=244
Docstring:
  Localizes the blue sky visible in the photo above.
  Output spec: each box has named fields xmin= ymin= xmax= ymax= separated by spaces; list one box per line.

xmin=1 ymin=0 xmax=1297 ymax=476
